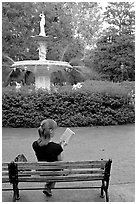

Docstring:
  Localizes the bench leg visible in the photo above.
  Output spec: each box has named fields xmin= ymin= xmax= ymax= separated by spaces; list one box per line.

xmin=100 ymin=180 xmax=105 ymax=198
xmin=105 ymin=189 xmax=109 ymax=202
xmin=13 ymin=182 xmax=20 ymax=202
xmin=100 ymin=180 xmax=110 ymax=201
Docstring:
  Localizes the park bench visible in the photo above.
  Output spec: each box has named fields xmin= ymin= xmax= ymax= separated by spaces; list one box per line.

xmin=2 ymin=159 xmax=112 ymax=202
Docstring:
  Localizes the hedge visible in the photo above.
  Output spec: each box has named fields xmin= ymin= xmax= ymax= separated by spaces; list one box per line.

xmin=2 ymin=89 xmax=135 ymax=127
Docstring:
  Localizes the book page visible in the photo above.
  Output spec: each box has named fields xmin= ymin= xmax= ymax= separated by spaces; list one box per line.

xmin=60 ymin=128 xmax=75 ymax=145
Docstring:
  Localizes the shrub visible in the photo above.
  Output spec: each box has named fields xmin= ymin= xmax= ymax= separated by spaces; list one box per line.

xmin=2 ymin=84 xmax=135 ymax=127
xmin=58 ymin=80 xmax=134 ymax=97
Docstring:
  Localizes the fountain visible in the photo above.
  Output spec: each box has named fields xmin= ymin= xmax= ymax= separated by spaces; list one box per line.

xmin=11 ymin=12 xmax=72 ymax=90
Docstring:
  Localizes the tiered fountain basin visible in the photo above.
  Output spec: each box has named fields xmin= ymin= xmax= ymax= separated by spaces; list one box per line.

xmin=11 ymin=12 xmax=73 ymax=90
xmin=11 ymin=60 xmax=72 ymax=90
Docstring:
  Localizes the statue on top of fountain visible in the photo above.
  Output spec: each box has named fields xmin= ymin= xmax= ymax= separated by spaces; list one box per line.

xmin=38 ymin=12 xmax=47 ymax=60
xmin=39 ymin=11 xmax=46 ymax=37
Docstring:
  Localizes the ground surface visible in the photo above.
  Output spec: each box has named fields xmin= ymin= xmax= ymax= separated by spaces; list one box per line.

xmin=2 ymin=124 xmax=135 ymax=202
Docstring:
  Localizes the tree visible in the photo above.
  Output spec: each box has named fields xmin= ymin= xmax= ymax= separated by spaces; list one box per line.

xmin=2 ymin=2 xmax=103 ymax=63
xmin=2 ymin=2 xmax=39 ymax=61
xmin=103 ymin=2 xmax=135 ymax=36
xmin=2 ymin=2 xmax=77 ymax=83
xmin=2 ymin=2 xmax=74 ymax=62
xmin=93 ymin=2 xmax=135 ymax=81
xmin=63 ymin=2 xmax=103 ymax=60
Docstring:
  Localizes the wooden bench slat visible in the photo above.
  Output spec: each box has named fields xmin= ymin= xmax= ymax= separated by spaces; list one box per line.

xmin=2 ymin=165 xmax=104 ymax=172
xmin=2 ymin=172 xmax=9 ymax=176
xmin=2 ymin=177 xmax=9 ymax=183
xmin=18 ymin=175 xmax=104 ymax=182
xmin=27 ymin=169 xmax=104 ymax=176
xmin=2 ymin=161 xmax=107 ymax=171
xmin=3 ymin=175 xmax=104 ymax=183
xmin=3 ymin=175 xmax=104 ymax=182
xmin=2 ymin=160 xmax=107 ymax=166
xmin=3 ymin=169 xmax=104 ymax=177
xmin=18 ymin=164 xmax=105 ymax=171
xmin=2 ymin=167 xmax=8 ymax=171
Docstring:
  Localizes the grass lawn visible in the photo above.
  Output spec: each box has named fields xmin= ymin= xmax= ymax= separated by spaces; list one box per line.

xmin=2 ymin=124 xmax=135 ymax=202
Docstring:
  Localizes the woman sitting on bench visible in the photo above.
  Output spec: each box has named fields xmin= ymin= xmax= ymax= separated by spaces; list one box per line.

xmin=32 ymin=119 xmax=64 ymax=196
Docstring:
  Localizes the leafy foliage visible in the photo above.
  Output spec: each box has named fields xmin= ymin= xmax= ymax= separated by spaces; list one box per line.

xmin=2 ymin=81 xmax=135 ymax=127
xmin=2 ymin=2 xmax=135 ymax=86
xmin=2 ymin=2 xmax=76 ymax=61
xmin=103 ymin=2 xmax=135 ymax=36
xmin=2 ymin=2 xmax=103 ymax=65
xmin=2 ymin=2 xmax=38 ymax=61
xmin=93 ymin=33 xmax=135 ymax=81
xmin=92 ymin=2 xmax=135 ymax=81
xmin=64 ymin=2 xmax=103 ymax=53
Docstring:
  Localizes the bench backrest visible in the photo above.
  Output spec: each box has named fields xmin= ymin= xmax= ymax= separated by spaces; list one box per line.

xmin=2 ymin=160 xmax=112 ymax=184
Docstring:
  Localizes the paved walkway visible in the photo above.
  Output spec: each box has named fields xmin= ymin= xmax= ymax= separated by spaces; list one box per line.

xmin=2 ymin=125 xmax=135 ymax=202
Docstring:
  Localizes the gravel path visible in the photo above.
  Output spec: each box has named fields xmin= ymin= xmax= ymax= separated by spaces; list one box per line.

xmin=2 ymin=124 xmax=135 ymax=202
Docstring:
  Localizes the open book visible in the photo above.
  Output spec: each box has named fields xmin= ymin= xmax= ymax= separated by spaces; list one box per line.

xmin=60 ymin=128 xmax=75 ymax=147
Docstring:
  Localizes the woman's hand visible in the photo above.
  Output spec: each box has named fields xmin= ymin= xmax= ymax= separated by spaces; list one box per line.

xmin=59 ymin=140 xmax=67 ymax=149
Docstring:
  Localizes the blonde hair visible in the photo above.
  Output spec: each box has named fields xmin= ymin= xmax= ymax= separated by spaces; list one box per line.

xmin=38 ymin=119 xmax=57 ymax=138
